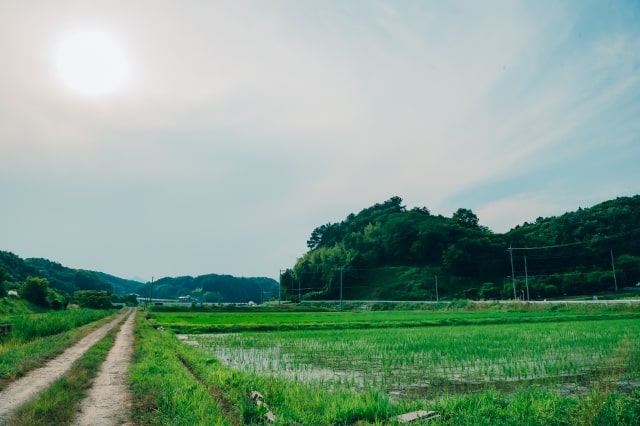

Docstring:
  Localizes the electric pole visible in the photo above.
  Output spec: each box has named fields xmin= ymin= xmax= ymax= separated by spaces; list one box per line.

xmin=611 ymin=249 xmax=618 ymax=292
xmin=339 ymin=268 xmax=344 ymax=310
xmin=524 ymin=255 xmax=529 ymax=301
xmin=509 ymin=245 xmax=516 ymax=300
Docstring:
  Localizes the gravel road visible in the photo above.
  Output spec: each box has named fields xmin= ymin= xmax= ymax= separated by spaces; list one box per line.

xmin=0 ymin=308 xmax=134 ymax=424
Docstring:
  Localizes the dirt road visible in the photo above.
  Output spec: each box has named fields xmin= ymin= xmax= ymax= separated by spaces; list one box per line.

xmin=0 ymin=308 xmax=134 ymax=424
xmin=72 ymin=309 xmax=135 ymax=426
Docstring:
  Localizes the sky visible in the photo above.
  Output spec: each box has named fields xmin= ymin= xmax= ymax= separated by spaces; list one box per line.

xmin=1 ymin=1 xmax=639 ymax=282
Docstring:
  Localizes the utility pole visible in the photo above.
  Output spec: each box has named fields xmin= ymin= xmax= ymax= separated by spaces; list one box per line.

xmin=434 ymin=275 xmax=439 ymax=302
xmin=148 ymin=276 xmax=154 ymax=308
xmin=611 ymin=249 xmax=618 ymax=292
xmin=339 ymin=268 xmax=344 ymax=310
xmin=509 ymin=245 xmax=516 ymax=300
xmin=524 ymin=255 xmax=530 ymax=301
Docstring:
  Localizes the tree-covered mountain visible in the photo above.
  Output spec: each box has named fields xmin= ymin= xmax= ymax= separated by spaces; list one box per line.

xmin=0 ymin=252 xmax=118 ymax=297
xmin=137 ymin=274 xmax=279 ymax=304
xmin=93 ymin=272 xmax=143 ymax=295
xmin=285 ymin=195 xmax=640 ymax=301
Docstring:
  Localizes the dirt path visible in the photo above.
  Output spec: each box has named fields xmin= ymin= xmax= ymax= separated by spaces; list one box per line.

xmin=71 ymin=309 xmax=136 ymax=426
xmin=0 ymin=309 xmax=132 ymax=423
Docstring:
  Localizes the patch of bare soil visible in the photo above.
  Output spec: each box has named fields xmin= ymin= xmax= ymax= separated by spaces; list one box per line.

xmin=0 ymin=309 xmax=132 ymax=423
xmin=71 ymin=309 xmax=136 ymax=426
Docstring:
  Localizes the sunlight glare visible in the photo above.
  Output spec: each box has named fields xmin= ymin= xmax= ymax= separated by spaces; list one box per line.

xmin=54 ymin=28 xmax=130 ymax=97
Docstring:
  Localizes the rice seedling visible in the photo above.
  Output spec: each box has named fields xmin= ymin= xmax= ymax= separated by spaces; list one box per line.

xmin=190 ymin=318 xmax=640 ymax=400
xmin=137 ymin=306 xmax=640 ymax=424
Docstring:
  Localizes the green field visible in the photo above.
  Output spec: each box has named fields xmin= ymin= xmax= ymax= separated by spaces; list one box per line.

xmin=136 ymin=304 xmax=640 ymax=424
xmin=189 ymin=319 xmax=639 ymax=398
xmin=148 ymin=302 xmax=640 ymax=333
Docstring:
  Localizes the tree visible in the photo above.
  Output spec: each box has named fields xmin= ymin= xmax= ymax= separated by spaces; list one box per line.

xmin=452 ymin=208 xmax=480 ymax=228
xmin=0 ymin=266 xmax=7 ymax=297
xmin=20 ymin=276 xmax=49 ymax=307
xmin=74 ymin=290 xmax=112 ymax=309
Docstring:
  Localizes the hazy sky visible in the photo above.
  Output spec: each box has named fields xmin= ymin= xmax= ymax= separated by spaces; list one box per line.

xmin=1 ymin=1 xmax=639 ymax=282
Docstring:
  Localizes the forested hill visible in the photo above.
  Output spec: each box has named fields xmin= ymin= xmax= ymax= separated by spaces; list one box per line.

xmin=285 ymin=195 xmax=640 ymax=301
xmin=0 ymin=250 xmax=278 ymax=304
xmin=0 ymin=251 xmax=131 ymax=296
xmin=137 ymin=274 xmax=280 ymax=304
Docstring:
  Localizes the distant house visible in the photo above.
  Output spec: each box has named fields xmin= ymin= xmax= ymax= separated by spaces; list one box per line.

xmin=7 ymin=290 xmax=18 ymax=298
xmin=178 ymin=295 xmax=191 ymax=302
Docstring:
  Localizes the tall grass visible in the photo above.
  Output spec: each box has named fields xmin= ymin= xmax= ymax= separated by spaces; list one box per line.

xmin=2 ymin=309 xmax=113 ymax=344
xmin=129 ymin=313 xmax=231 ymax=425
xmin=0 ymin=311 xmax=117 ymax=388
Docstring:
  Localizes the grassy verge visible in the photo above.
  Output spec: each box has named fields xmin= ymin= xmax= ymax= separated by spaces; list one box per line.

xmin=3 ymin=309 xmax=114 ymax=343
xmin=429 ymin=387 xmax=640 ymax=426
xmin=7 ymin=322 xmax=119 ymax=425
xmin=0 ymin=311 xmax=119 ymax=390
xmin=130 ymin=312 xmax=231 ymax=425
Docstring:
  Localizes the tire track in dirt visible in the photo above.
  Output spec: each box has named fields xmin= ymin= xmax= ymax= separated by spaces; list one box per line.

xmin=71 ymin=309 xmax=136 ymax=426
xmin=0 ymin=309 xmax=131 ymax=423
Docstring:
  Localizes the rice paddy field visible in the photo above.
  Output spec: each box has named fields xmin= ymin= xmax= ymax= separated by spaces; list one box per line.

xmin=146 ymin=303 xmax=640 ymax=424
xmin=183 ymin=319 xmax=639 ymax=399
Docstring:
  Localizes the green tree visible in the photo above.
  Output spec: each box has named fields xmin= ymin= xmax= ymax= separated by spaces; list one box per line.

xmin=452 ymin=208 xmax=480 ymax=228
xmin=20 ymin=276 xmax=50 ymax=307
xmin=74 ymin=290 xmax=112 ymax=309
xmin=0 ymin=265 xmax=7 ymax=297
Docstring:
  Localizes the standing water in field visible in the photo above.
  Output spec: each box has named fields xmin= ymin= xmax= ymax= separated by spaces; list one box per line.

xmin=177 ymin=319 xmax=640 ymax=400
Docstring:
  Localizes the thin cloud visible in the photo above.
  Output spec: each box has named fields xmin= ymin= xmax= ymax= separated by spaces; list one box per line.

xmin=0 ymin=1 xmax=638 ymax=279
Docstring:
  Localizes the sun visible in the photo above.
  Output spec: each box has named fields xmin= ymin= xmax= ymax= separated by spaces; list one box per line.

xmin=54 ymin=28 xmax=130 ymax=97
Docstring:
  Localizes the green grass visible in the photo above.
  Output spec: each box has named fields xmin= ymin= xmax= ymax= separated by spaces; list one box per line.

xmin=0 ymin=311 xmax=118 ymax=389
xmin=8 ymin=324 xmax=119 ymax=425
xmin=135 ymin=306 xmax=640 ymax=425
xmin=2 ymin=308 xmax=114 ymax=343
xmin=0 ymin=298 xmax=49 ymax=316
xmin=192 ymin=318 xmax=640 ymax=399
xmin=148 ymin=303 xmax=640 ymax=333
xmin=129 ymin=313 xmax=231 ymax=425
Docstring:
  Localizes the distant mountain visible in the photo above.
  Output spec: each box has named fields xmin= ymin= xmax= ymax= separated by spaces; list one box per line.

xmin=0 ymin=250 xmax=279 ymax=303
xmin=93 ymin=271 xmax=144 ymax=295
xmin=137 ymin=274 xmax=280 ymax=304
xmin=0 ymin=251 xmax=138 ymax=296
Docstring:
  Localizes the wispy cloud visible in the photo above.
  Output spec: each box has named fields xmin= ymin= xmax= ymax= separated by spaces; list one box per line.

xmin=0 ymin=1 xmax=638 ymax=279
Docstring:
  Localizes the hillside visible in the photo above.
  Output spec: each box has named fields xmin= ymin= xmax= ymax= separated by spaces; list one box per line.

xmin=0 ymin=250 xmax=279 ymax=305
xmin=93 ymin=272 xmax=143 ymax=295
xmin=286 ymin=195 xmax=640 ymax=301
xmin=0 ymin=251 xmax=139 ymax=297
xmin=137 ymin=274 xmax=279 ymax=304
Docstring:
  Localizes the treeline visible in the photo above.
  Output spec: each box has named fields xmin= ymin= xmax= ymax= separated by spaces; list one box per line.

xmin=284 ymin=195 xmax=640 ymax=301
xmin=0 ymin=251 xmax=142 ymax=310
xmin=138 ymin=274 xmax=280 ymax=304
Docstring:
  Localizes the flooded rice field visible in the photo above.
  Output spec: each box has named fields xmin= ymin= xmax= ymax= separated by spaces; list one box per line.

xmin=178 ymin=318 xmax=640 ymax=400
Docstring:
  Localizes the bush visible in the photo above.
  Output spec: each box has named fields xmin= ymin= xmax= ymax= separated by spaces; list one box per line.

xmin=74 ymin=290 xmax=112 ymax=309
xmin=20 ymin=276 xmax=49 ymax=307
